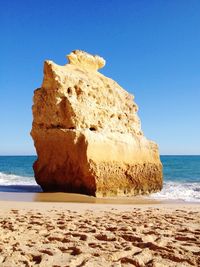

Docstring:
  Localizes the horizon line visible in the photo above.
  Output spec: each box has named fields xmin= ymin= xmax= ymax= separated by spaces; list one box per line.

xmin=0 ymin=154 xmax=200 ymax=157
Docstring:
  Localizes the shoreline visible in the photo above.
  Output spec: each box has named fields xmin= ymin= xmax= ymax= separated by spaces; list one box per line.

xmin=0 ymin=191 xmax=200 ymax=205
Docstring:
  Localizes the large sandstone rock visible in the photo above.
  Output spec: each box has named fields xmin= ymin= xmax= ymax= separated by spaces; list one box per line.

xmin=31 ymin=50 xmax=162 ymax=197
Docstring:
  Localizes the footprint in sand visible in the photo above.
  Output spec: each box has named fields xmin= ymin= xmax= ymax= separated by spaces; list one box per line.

xmin=72 ymin=233 xmax=88 ymax=241
xmin=67 ymin=246 xmax=82 ymax=256
xmin=39 ymin=249 xmax=54 ymax=256
xmin=30 ymin=254 xmax=42 ymax=264
xmin=95 ymin=234 xmax=116 ymax=242
xmin=88 ymin=243 xmax=103 ymax=249
xmin=58 ymin=246 xmax=68 ymax=253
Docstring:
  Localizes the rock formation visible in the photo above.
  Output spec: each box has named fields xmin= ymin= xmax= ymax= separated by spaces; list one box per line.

xmin=31 ymin=50 xmax=163 ymax=197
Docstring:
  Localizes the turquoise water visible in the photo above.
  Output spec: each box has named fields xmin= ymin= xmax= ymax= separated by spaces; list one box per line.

xmin=161 ymin=155 xmax=200 ymax=183
xmin=0 ymin=156 xmax=35 ymax=177
xmin=0 ymin=156 xmax=199 ymax=201
xmin=0 ymin=156 xmax=41 ymax=192
xmin=151 ymin=155 xmax=200 ymax=202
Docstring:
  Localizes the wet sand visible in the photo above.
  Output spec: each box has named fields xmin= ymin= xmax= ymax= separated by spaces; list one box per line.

xmin=0 ymin=191 xmax=162 ymax=204
xmin=0 ymin=194 xmax=200 ymax=266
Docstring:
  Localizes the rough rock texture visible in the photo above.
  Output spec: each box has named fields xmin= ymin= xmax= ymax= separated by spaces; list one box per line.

xmin=31 ymin=50 xmax=163 ymax=196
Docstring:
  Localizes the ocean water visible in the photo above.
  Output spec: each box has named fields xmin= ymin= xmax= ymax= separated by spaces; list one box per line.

xmin=150 ymin=156 xmax=200 ymax=202
xmin=0 ymin=156 xmax=41 ymax=193
xmin=0 ymin=155 xmax=199 ymax=202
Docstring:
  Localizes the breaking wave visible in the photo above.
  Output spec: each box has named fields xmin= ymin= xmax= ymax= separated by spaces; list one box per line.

xmin=0 ymin=172 xmax=37 ymax=186
xmin=150 ymin=181 xmax=200 ymax=202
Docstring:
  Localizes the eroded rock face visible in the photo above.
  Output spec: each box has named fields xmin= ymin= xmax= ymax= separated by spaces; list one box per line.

xmin=31 ymin=50 xmax=162 ymax=196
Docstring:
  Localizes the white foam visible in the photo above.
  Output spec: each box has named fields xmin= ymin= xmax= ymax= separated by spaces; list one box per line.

xmin=0 ymin=172 xmax=37 ymax=186
xmin=150 ymin=181 xmax=200 ymax=202
xmin=0 ymin=171 xmax=200 ymax=202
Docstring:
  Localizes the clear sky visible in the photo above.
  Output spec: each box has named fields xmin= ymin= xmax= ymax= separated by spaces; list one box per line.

xmin=0 ymin=0 xmax=200 ymax=155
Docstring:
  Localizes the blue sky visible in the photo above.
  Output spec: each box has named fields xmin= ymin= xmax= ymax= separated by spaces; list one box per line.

xmin=0 ymin=0 xmax=199 ymax=155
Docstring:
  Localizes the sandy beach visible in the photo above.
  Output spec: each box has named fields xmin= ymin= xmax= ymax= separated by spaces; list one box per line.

xmin=0 ymin=195 xmax=199 ymax=267
xmin=1 ymin=0 xmax=200 ymax=266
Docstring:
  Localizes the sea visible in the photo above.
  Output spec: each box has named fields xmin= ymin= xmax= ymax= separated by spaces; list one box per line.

xmin=0 ymin=156 xmax=199 ymax=202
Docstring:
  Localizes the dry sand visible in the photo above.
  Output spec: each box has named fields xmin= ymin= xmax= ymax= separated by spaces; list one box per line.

xmin=0 ymin=195 xmax=199 ymax=267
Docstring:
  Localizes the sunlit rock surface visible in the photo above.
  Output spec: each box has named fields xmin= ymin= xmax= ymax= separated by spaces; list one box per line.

xmin=31 ymin=50 xmax=162 ymax=196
